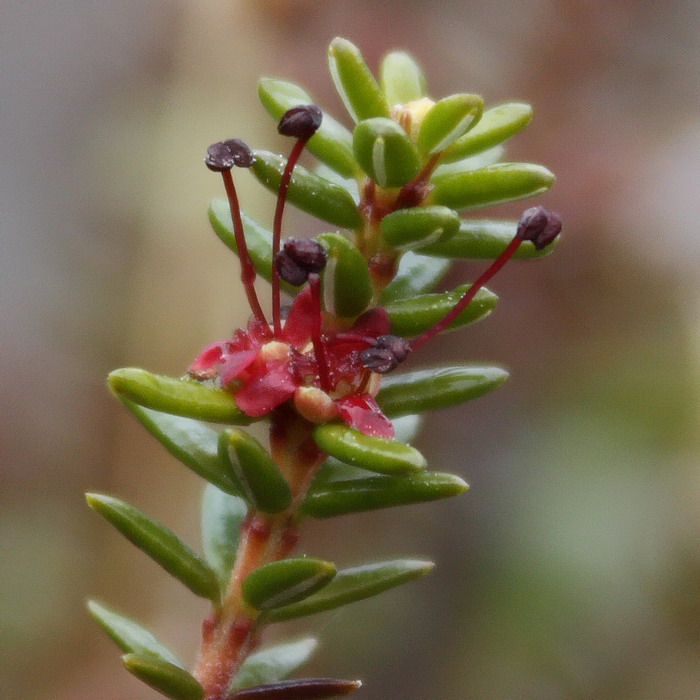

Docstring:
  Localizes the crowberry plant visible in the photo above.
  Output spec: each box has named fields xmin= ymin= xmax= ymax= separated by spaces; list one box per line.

xmin=87 ymin=37 xmax=561 ymax=699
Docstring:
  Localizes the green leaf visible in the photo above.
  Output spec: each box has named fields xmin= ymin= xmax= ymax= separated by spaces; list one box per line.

xmin=314 ymin=164 xmax=359 ymax=202
xmin=121 ymin=401 xmax=239 ymax=496
xmin=379 ymin=252 xmax=450 ymax=304
xmin=201 ymin=484 xmax=247 ymax=587
xmin=328 ymin=37 xmax=390 ymax=122
xmin=417 ymin=94 xmax=484 ymax=154
xmin=380 ymin=205 xmax=460 ymax=251
xmin=231 ymin=678 xmax=362 ymax=698
xmin=108 ymin=368 xmax=252 ymax=425
xmin=265 ymin=559 xmax=434 ymax=622
xmin=418 ymin=218 xmax=556 ymax=260
xmin=380 ymin=50 xmax=427 ymax=106
xmin=385 ymin=283 xmax=498 ymax=337
xmin=232 ymin=637 xmax=318 ymax=691
xmin=258 ymin=78 xmax=358 ymax=178
xmin=429 ymin=162 xmax=555 ymax=211
xmin=441 ymin=101 xmax=533 ymax=163
xmin=352 ymin=118 xmax=421 ymax=188
xmin=122 ymin=654 xmax=204 ymax=700
xmin=86 ymin=600 xmax=184 ymax=668
xmin=209 ymin=201 xmax=297 ymax=295
xmin=313 ymin=423 xmax=426 ymax=475
xmin=431 ymin=145 xmax=504 ymax=177
xmin=243 ymin=558 xmax=337 ymax=611
xmin=311 ymin=460 xmax=369 ymax=485
xmin=318 ymin=233 xmax=373 ymax=318
xmin=251 ymin=150 xmax=361 ymax=229
xmin=86 ymin=493 xmax=220 ymax=603
xmin=302 ymin=472 xmax=468 ymax=518
xmin=393 ymin=414 xmax=423 ymax=444
xmin=219 ymin=429 xmax=291 ymax=514
xmin=376 ymin=365 xmax=509 ymax=418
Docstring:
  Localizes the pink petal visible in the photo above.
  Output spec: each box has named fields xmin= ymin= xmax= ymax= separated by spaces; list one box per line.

xmin=335 ymin=393 xmax=395 ymax=438
xmin=235 ymin=361 xmax=298 ymax=417
xmin=247 ymin=317 xmax=272 ymax=344
xmin=351 ymin=307 xmax=391 ymax=338
xmin=188 ymin=341 xmax=229 ymax=377
xmin=219 ymin=350 xmax=258 ymax=385
xmin=281 ymin=287 xmax=315 ymax=348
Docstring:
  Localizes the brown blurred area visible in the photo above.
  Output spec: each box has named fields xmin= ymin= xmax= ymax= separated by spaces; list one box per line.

xmin=2 ymin=1 xmax=700 ymax=698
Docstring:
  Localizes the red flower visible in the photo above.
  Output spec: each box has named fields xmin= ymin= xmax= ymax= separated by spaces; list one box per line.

xmin=189 ymin=289 xmax=395 ymax=438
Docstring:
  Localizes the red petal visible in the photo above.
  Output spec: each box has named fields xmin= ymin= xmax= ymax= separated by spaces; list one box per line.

xmin=235 ymin=361 xmax=298 ymax=417
xmin=219 ymin=350 xmax=258 ymax=385
xmin=280 ymin=286 xmax=315 ymax=348
xmin=335 ymin=393 xmax=395 ymax=438
xmin=351 ymin=307 xmax=391 ymax=338
xmin=247 ymin=316 xmax=272 ymax=344
xmin=188 ymin=341 xmax=228 ymax=377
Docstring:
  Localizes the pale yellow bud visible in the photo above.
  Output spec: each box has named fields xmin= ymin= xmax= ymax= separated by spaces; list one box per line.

xmin=294 ymin=386 xmax=339 ymax=424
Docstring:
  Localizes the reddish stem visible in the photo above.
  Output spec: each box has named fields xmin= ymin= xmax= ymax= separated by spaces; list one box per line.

xmin=194 ymin=412 xmax=326 ymax=699
xmin=410 ymin=236 xmax=523 ymax=351
xmin=394 ymin=153 xmax=441 ymax=210
xmin=272 ymin=138 xmax=309 ymax=335
xmin=221 ymin=170 xmax=268 ymax=328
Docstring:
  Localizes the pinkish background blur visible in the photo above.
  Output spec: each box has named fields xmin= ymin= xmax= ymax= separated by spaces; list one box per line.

xmin=2 ymin=1 xmax=700 ymax=698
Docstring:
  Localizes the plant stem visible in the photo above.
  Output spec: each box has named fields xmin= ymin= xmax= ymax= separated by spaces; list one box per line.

xmin=194 ymin=408 xmax=324 ymax=699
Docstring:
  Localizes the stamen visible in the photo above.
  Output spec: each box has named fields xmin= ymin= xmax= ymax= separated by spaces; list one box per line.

xmin=516 ymin=205 xmax=562 ymax=250
xmin=410 ymin=206 xmax=561 ymax=351
xmin=205 ymin=140 xmax=268 ymax=329
xmin=272 ymin=106 xmax=323 ymax=335
xmin=359 ymin=334 xmax=412 ymax=374
xmin=275 ymin=238 xmax=327 ymax=287
xmin=356 ymin=369 xmax=371 ymax=395
xmin=328 ymin=332 xmax=378 ymax=347
xmin=307 ymin=274 xmax=332 ymax=393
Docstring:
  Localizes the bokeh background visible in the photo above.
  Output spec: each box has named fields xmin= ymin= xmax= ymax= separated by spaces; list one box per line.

xmin=2 ymin=1 xmax=700 ymax=698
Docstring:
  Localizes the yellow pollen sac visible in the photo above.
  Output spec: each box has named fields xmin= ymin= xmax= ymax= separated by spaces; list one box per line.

xmin=259 ymin=340 xmax=291 ymax=363
xmin=366 ymin=372 xmax=382 ymax=397
xmin=293 ymin=386 xmax=339 ymax=424
xmin=394 ymin=96 xmax=435 ymax=141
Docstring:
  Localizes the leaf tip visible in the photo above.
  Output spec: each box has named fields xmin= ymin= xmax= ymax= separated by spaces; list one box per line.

xmin=85 ymin=491 xmax=108 ymax=511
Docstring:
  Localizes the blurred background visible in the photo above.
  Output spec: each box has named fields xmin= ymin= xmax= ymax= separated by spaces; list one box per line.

xmin=2 ymin=1 xmax=700 ymax=698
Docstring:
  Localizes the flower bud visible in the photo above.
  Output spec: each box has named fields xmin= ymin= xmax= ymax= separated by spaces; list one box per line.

xmin=516 ymin=205 xmax=562 ymax=250
xmin=277 ymin=104 xmax=323 ymax=139
xmin=205 ymin=138 xmax=254 ymax=171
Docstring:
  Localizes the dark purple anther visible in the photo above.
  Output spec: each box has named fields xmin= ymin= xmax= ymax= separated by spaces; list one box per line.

xmin=275 ymin=253 xmax=309 ymax=286
xmin=223 ymin=138 xmax=254 ymax=168
xmin=205 ymin=142 xmax=236 ymax=172
xmin=283 ymin=238 xmax=327 ymax=273
xmin=359 ymin=346 xmax=397 ymax=374
xmin=376 ymin=335 xmax=411 ymax=363
xmin=204 ymin=139 xmax=254 ymax=171
xmin=359 ymin=334 xmax=412 ymax=374
xmin=275 ymin=238 xmax=328 ymax=286
xmin=516 ymin=206 xmax=562 ymax=250
xmin=278 ymin=104 xmax=323 ymax=139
